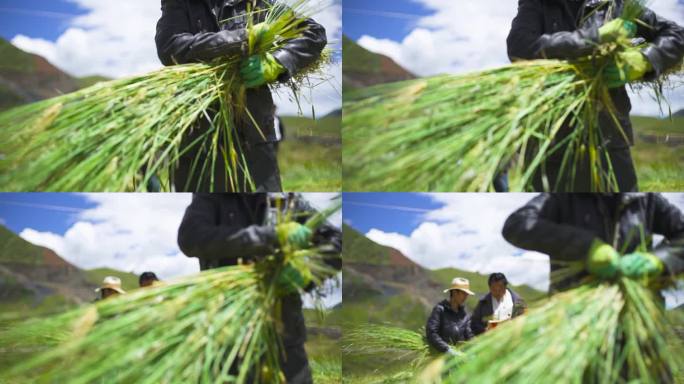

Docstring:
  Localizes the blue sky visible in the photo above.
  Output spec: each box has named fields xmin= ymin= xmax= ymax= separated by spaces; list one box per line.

xmin=0 ymin=0 xmax=84 ymax=41
xmin=343 ymin=0 xmax=429 ymax=41
xmin=0 ymin=193 xmax=93 ymax=235
xmin=343 ymin=192 xmax=440 ymax=235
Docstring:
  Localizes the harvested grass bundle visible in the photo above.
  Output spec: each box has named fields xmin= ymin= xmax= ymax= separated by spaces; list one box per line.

xmin=0 ymin=0 xmax=332 ymax=192
xmin=343 ymin=324 xmax=432 ymax=365
xmin=427 ymin=277 xmax=683 ymax=383
xmin=343 ymin=0 xmax=681 ymax=192
xmin=0 ymin=198 xmax=341 ymax=383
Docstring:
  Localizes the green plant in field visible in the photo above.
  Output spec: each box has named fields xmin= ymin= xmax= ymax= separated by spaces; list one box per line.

xmin=0 ymin=0 xmax=333 ymax=192
xmin=0 ymin=199 xmax=341 ymax=383
xmin=343 ymin=0 xmax=682 ymax=192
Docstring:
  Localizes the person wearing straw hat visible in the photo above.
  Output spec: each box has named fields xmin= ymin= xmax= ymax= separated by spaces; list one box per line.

xmin=507 ymin=0 xmax=684 ymax=192
xmin=155 ymin=0 xmax=327 ymax=192
xmin=95 ymin=276 xmax=126 ymax=301
xmin=503 ymin=193 xmax=684 ymax=294
xmin=426 ymin=277 xmax=475 ymax=355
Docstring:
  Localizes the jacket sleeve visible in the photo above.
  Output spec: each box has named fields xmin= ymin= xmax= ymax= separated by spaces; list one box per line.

xmin=271 ymin=17 xmax=327 ymax=80
xmin=636 ymin=8 xmax=684 ymax=78
xmin=470 ymin=300 xmax=486 ymax=336
xmin=502 ymin=194 xmax=597 ymax=261
xmin=464 ymin=315 xmax=475 ymax=341
xmin=177 ymin=194 xmax=277 ymax=262
xmin=650 ymin=194 xmax=684 ymax=275
xmin=155 ymin=0 xmax=247 ymax=65
xmin=507 ymin=0 xmax=599 ymax=61
xmin=426 ymin=306 xmax=450 ymax=353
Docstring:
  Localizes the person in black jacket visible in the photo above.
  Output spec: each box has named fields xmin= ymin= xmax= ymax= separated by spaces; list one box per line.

xmin=470 ymin=273 xmax=527 ymax=336
xmin=426 ymin=277 xmax=475 ymax=355
xmin=177 ymin=193 xmax=342 ymax=384
xmin=507 ymin=0 xmax=684 ymax=192
xmin=502 ymin=193 xmax=684 ymax=293
xmin=155 ymin=0 xmax=327 ymax=192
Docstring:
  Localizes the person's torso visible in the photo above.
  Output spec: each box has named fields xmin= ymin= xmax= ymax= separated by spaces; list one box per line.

xmin=185 ymin=0 xmax=278 ymax=144
xmin=540 ymin=0 xmax=633 ymax=148
xmin=437 ymin=301 xmax=470 ymax=343
xmin=491 ymin=290 xmax=514 ymax=321
xmin=550 ymin=193 xmax=659 ymax=290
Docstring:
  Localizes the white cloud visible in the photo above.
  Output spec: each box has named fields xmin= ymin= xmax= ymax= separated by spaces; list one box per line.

xmin=11 ymin=0 xmax=341 ymax=116
xmin=356 ymin=0 xmax=684 ymax=116
xmin=20 ymin=193 xmax=198 ymax=280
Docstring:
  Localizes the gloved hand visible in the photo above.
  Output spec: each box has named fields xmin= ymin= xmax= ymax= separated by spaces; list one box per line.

xmin=598 ymin=18 xmax=636 ymax=43
xmin=240 ymin=53 xmax=285 ymax=88
xmin=619 ymin=252 xmax=665 ymax=279
xmin=275 ymin=263 xmax=312 ymax=295
xmin=586 ymin=239 xmax=620 ymax=279
xmin=277 ymin=222 xmax=312 ymax=250
xmin=603 ymin=48 xmax=652 ymax=88
xmin=446 ymin=347 xmax=461 ymax=357
xmin=249 ymin=22 xmax=271 ymax=46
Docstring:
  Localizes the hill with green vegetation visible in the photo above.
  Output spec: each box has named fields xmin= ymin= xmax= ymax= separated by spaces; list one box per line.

xmin=342 ymin=35 xmax=415 ymax=91
xmin=0 ymin=38 xmax=109 ymax=111
xmin=279 ymin=114 xmax=341 ymax=191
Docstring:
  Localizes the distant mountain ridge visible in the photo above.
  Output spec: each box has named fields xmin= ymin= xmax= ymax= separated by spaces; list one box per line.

xmin=0 ymin=38 xmax=108 ymax=111
xmin=342 ymin=35 xmax=416 ymax=90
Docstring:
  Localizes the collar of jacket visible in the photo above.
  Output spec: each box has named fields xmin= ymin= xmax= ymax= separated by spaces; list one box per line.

xmin=478 ymin=289 xmax=520 ymax=305
xmin=439 ymin=299 xmax=465 ymax=314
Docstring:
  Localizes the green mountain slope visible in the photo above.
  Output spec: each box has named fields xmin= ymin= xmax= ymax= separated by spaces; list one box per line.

xmin=84 ymin=268 xmax=141 ymax=293
xmin=342 ymin=35 xmax=415 ymax=91
xmin=631 ymin=114 xmax=684 ymax=191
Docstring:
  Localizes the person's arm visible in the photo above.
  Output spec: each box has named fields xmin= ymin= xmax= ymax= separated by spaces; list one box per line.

xmin=502 ymin=194 xmax=598 ymax=260
xmin=155 ymin=0 xmax=247 ymax=65
xmin=177 ymin=194 xmax=277 ymax=262
xmin=635 ymin=8 xmax=684 ymax=78
xmin=470 ymin=300 xmax=486 ymax=336
xmin=650 ymin=194 xmax=684 ymax=275
xmin=464 ymin=315 xmax=475 ymax=341
xmin=426 ymin=306 xmax=450 ymax=353
xmin=507 ymin=0 xmax=600 ymax=61
xmin=271 ymin=17 xmax=327 ymax=81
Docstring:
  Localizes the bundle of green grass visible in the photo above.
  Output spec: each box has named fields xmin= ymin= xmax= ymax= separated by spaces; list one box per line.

xmin=0 ymin=199 xmax=341 ymax=384
xmin=0 ymin=0 xmax=332 ymax=192
xmin=343 ymin=0 xmax=682 ymax=192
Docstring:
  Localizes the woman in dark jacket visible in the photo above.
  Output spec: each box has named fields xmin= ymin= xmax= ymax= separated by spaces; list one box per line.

xmin=426 ymin=277 xmax=475 ymax=355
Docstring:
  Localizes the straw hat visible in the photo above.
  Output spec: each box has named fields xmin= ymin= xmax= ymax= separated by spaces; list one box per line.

xmin=443 ymin=277 xmax=475 ymax=295
xmin=95 ymin=276 xmax=126 ymax=294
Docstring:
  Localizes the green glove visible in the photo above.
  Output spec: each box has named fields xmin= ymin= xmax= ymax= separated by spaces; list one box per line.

xmin=277 ymin=222 xmax=312 ymax=249
xmin=603 ymin=48 xmax=652 ymax=88
xmin=240 ymin=53 xmax=285 ymax=88
xmin=599 ymin=18 xmax=636 ymax=43
xmin=249 ymin=22 xmax=271 ymax=46
xmin=587 ymin=239 xmax=620 ymax=279
xmin=275 ymin=263 xmax=311 ymax=294
xmin=619 ymin=252 xmax=664 ymax=279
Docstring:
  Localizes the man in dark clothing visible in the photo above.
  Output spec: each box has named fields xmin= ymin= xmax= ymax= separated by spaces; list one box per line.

xmin=507 ymin=0 xmax=684 ymax=192
xmin=470 ymin=273 xmax=527 ymax=336
xmin=177 ymin=193 xmax=342 ymax=383
xmin=155 ymin=0 xmax=327 ymax=192
xmin=426 ymin=277 xmax=475 ymax=355
xmin=502 ymin=193 xmax=684 ymax=293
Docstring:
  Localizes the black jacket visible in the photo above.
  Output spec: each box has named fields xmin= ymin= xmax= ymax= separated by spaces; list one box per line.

xmin=155 ymin=0 xmax=327 ymax=145
xmin=507 ymin=0 xmax=684 ymax=149
xmin=470 ymin=289 xmax=527 ymax=336
xmin=425 ymin=300 xmax=474 ymax=353
xmin=503 ymin=193 xmax=684 ymax=292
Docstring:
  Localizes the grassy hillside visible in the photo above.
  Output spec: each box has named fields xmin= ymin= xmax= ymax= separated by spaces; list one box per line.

xmin=0 ymin=38 xmax=34 ymax=72
xmin=342 ymin=35 xmax=415 ymax=91
xmin=631 ymin=114 xmax=684 ymax=191
xmin=341 ymin=223 xmax=391 ymax=265
xmin=279 ymin=114 xmax=341 ymax=191
xmin=0 ymin=225 xmax=44 ymax=265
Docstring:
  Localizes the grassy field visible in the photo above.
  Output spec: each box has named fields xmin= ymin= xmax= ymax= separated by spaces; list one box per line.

xmin=631 ymin=115 xmax=684 ymax=191
xmin=279 ymin=114 xmax=341 ymax=191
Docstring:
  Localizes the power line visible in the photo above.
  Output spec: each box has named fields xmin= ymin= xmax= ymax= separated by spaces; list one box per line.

xmin=0 ymin=200 xmax=84 ymax=213
xmin=344 ymin=8 xmax=422 ymax=20
xmin=344 ymin=201 xmax=432 ymax=213
xmin=0 ymin=7 xmax=78 ymax=19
